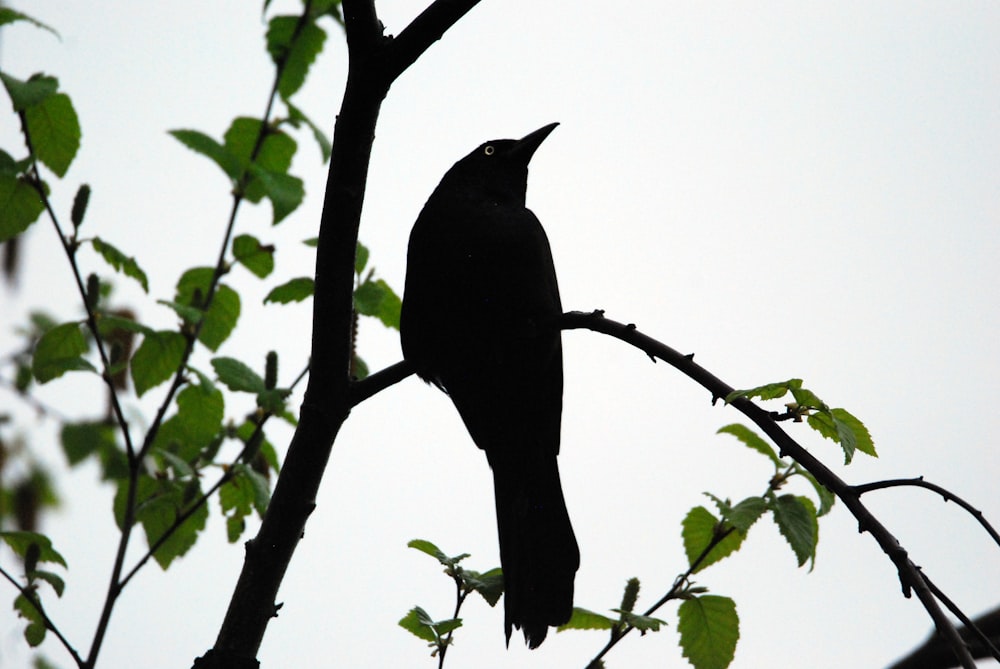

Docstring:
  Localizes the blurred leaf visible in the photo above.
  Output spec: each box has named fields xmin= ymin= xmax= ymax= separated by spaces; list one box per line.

xmin=31 ymin=321 xmax=94 ymax=382
xmin=266 ymin=15 xmax=327 ymax=100
xmin=71 ymin=183 xmax=90 ymax=228
xmin=131 ymin=330 xmax=186 ymax=396
xmin=0 ymin=174 xmax=45 ymax=242
xmin=14 ymin=594 xmax=47 ymax=646
xmin=168 ymin=129 xmax=242 ymax=181
xmin=286 ymin=100 xmax=331 ymax=161
xmin=91 ymin=237 xmax=149 ymax=292
xmin=677 ymin=595 xmax=739 ymax=669
xmin=247 ymin=164 xmax=303 ymax=223
xmin=0 ymin=8 xmax=59 ymax=36
xmin=212 ymin=356 xmax=266 ymax=393
xmin=114 ymin=476 xmax=209 ymax=568
xmin=175 ymin=268 xmax=241 ymax=351
xmin=0 ymin=531 xmax=67 ymax=567
xmin=0 ymin=72 xmax=58 ymax=112
xmin=264 ymin=276 xmax=313 ymax=304
xmin=354 ymin=241 xmax=369 ymax=274
xmin=60 ymin=421 xmax=116 ymax=466
xmin=24 ymin=92 xmax=80 ymax=177
xmin=152 ymin=382 xmax=225 ymax=461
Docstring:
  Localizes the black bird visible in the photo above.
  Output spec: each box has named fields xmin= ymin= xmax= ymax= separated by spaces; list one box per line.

xmin=400 ymin=123 xmax=579 ymax=649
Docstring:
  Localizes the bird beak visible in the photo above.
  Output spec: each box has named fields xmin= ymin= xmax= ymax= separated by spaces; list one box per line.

xmin=508 ymin=122 xmax=559 ymax=164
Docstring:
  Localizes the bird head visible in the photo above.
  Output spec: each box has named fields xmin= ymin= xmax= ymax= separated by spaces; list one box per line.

xmin=438 ymin=123 xmax=559 ymax=205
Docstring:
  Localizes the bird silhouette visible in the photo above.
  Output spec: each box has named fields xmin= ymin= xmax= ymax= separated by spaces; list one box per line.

xmin=400 ymin=123 xmax=578 ymax=648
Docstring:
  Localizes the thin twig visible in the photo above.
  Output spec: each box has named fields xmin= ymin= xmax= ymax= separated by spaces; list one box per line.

xmin=0 ymin=563 xmax=85 ymax=668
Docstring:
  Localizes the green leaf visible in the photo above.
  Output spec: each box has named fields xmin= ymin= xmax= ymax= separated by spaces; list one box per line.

xmin=212 ymin=356 xmax=266 ymax=393
xmin=30 ymin=569 xmax=65 ymax=597
xmin=131 ymin=330 xmax=186 ymax=396
xmin=25 ymin=92 xmax=80 ymax=177
xmin=725 ymin=379 xmax=801 ymax=403
xmin=266 ymin=16 xmax=327 ymax=100
xmin=247 ymin=164 xmax=304 ymax=223
xmin=174 ymin=268 xmax=241 ymax=351
xmin=677 ymin=595 xmax=739 ymax=669
xmin=0 ymin=174 xmax=45 ymax=242
xmin=0 ymin=72 xmax=58 ymax=111
xmin=286 ymin=100 xmax=331 ymax=161
xmin=614 ymin=610 xmax=667 ymax=633
xmin=14 ymin=594 xmax=47 ymax=646
xmin=90 ymin=237 xmax=149 ymax=292
xmin=97 ymin=314 xmax=154 ymax=337
xmin=771 ymin=494 xmax=818 ymax=569
xmin=232 ymin=234 xmax=274 ymax=278
xmin=464 ymin=567 xmax=503 ymax=607
xmin=31 ymin=321 xmax=94 ymax=382
xmin=0 ymin=531 xmax=67 ymax=567
xmin=60 ymin=421 xmax=116 ymax=466
xmin=354 ymin=241 xmax=369 ymax=274
xmin=716 ymin=424 xmax=782 ymax=466
xmin=681 ymin=506 xmax=745 ymax=573
xmin=264 ymin=276 xmax=314 ymax=304
xmin=808 ymin=407 xmax=875 ymax=464
xmin=152 ymin=383 xmax=225 ymax=461
xmin=559 ymin=607 xmax=616 ymax=631
xmin=708 ymin=495 xmax=767 ymax=533
xmin=0 ymin=8 xmax=59 ymax=36
xmin=398 ymin=606 xmax=461 ymax=643
xmin=168 ymin=129 xmax=242 ymax=181
xmin=407 ymin=538 xmax=469 ymax=568
xmin=115 ymin=476 xmax=209 ymax=569
xmin=789 ymin=385 xmax=825 ymax=410
xmin=795 ymin=466 xmax=836 ymax=517
xmin=354 ymin=278 xmax=401 ymax=329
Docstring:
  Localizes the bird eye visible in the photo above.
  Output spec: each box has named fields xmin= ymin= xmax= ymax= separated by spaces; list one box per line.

xmin=484 ymin=145 xmax=495 ymax=156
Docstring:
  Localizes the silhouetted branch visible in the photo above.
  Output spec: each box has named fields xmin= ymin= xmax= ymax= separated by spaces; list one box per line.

xmin=561 ymin=310 xmax=978 ymax=669
xmin=889 ymin=606 xmax=1000 ymax=669
xmin=853 ymin=477 xmax=1000 ymax=548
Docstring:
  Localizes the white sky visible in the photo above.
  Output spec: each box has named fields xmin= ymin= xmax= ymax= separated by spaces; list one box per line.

xmin=1 ymin=2 xmax=999 ymax=668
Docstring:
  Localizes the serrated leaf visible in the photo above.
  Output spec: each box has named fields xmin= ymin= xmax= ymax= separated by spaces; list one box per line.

xmin=264 ymin=276 xmax=314 ymax=304
xmin=91 ymin=237 xmax=149 ymax=292
xmin=0 ymin=531 xmax=67 ymax=567
xmin=168 ymin=129 xmax=242 ymax=181
xmin=212 ymin=356 xmax=266 ymax=392
xmin=678 ymin=595 xmax=739 ymax=669
xmin=789 ymin=385 xmax=825 ymax=410
xmin=24 ymin=92 xmax=80 ymax=177
xmin=267 ymin=16 xmax=327 ymax=100
xmin=354 ymin=278 xmax=401 ymax=329
xmin=0 ymin=174 xmax=45 ymax=242
xmin=131 ymin=330 xmax=186 ymax=396
xmin=97 ymin=314 xmax=154 ymax=337
xmin=681 ymin=506 xmax=745 ymax=573
xmin=772 ymin=494 xmax=818 ymax=569
xmin=707 ymin=494 xmax=767 ymax=533
xmin=232 ymin=234 xmax=274 ymax=278
xmin=716 ymin=424 xmax=781 ymax=466
xmin=31 ymin=321 xmax=94 ymax=382
xmin=725 ymin=379 xmax=801 ymax=403
xmin=558 ymin=607 xmax=616 ymax=631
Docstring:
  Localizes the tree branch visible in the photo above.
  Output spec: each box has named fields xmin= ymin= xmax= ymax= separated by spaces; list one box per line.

xmin=560 ymin=310 xmax=978 ymax=669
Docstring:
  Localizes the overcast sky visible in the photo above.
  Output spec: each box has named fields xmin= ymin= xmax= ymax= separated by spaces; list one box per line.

xmin=2 ymin=2 xmax=999 ymax=668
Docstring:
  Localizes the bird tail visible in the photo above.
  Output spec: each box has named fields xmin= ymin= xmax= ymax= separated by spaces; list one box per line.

xmin=489 ymin=450 xmax=580 ymax=649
